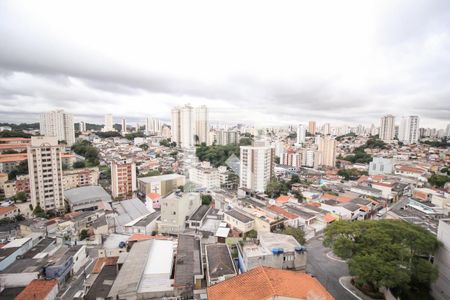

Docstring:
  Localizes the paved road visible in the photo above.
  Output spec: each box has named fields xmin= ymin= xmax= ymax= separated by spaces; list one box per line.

xmin=306 ymin=237 xmax=356 ymax=300
xmin=58 ymin=246 xmax=99 ymax=299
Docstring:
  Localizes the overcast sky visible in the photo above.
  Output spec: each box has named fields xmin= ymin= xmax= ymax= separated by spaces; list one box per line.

xmin=0 ymin=0 xmax=449 ymax=128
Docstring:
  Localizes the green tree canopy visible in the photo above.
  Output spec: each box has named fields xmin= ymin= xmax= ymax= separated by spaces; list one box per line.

xmin=201 ymin=194 xmax=212 ymax=205
xmin=281 ymin=226 xmax=306 ymax=245
xmin=324 ymin=220 xmax=439 ymax=294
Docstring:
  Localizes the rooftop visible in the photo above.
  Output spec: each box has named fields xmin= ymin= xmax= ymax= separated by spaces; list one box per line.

xmin=138 ymin=173 xmax=185 ymax=183
xmin=207 ymin=266 xmax=334 ymax=300
xmin=65 ymin=186 xmax=112 ymax=205
xmin=15 ymin=279 xmax=58 ymax=300
xmin=189 ymin=205 xmax=211 ymax=221
xmin=225 ymin=209 xmax=253 ymax=223
xmin=174 ymin=235 xmax=202 ymax=288
xmin=86 ymin=265 xmax=117 ymax=300
xmin=205 ymin=244 xmax=236 ymax=279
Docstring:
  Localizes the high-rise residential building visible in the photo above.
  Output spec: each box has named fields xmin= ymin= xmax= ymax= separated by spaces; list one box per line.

xmin=239 ymin=141 xmax=275 ymax=192
xmin=318 ymin=135 xmax=336 ymax=167
xmin=39 ymin=110 xmax=75 ymax=146
xmin=171 ymin=104 xmax=208 ymax=148
xmin=446 ymin=124 xmax=450 ymax=137
xmin=79 ymin=121 xmax=86 ymax=132
xmin=322 ymin=123 xmax=331 ymax=135
xmin=121 ymin=118 xmax=127 ymax=133
xmin=217 ymin=130 xmax=238 ymax=145
xmin=398 ymin=116 xmax=420 ymax=144
xmin=28 ymin=136 xmax=64 ymax=211
xmin=146 ymin=117 xmax=162 ymax=134
xmin=103 ymin=114 xmax=114 ymax=132
xmin=111 ymin=159 xmax=136 ymax=199
xmin=308 ymin=121 xmax=316 ymax=135
xmin=195 ymin=105 xmax=208 ymax=144
xmin=379 ymin=114 xmax=395 ymax=142
xmin=296 ymin=124 xmax=306 ymax=144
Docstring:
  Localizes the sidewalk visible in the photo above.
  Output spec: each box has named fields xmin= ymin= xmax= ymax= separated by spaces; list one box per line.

xmin=339 ymin=276 xmax=378 ymax=300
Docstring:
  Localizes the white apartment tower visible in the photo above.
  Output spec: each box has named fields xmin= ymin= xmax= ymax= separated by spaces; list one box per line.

xmin=379 ymin=114 xmax=395 ymax=142
xmin=195 ymin=105 xmax=208 ymax=144
xmin=39 ymin=110 xmax=75 ymax=146
xmin=79 ymin=121 xmax=86 ymax=132
xmin=103 ymin=114 xmax=114 ymax=132
xmin=308 ymin=121 xmax=316 ymax=135
xmin=171 ymin=104 xmax=208 ymax=148
xmin=28 ymin=136 xmax=64 ymax=211
xmin=318 ymin=135 xmax=337 ymax=167
xmin=146 ymin=117 xmax=162 ymax=134
xmin=111 ymin=159 xmax=136 ymax=199
xmin=297 ymin=124 xmax=306 ymax=144
xmin=398 ymin=116 xmax=420 ymax=144
xmin=239 ymin=141 xmax=275 ymax=192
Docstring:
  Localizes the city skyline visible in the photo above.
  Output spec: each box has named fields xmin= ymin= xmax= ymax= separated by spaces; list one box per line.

xmin=0 ymin=1 xmax=450 ymax=128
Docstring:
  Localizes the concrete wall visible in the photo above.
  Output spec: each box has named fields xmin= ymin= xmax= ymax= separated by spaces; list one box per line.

xmin=0 ymin=272 xmax=39 ymax=288
xmin=432 ymin=219 xmax=450 ymax=300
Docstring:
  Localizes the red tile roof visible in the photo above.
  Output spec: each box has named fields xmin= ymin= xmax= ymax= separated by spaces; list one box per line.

xmin=16 ymin=279 xmax=58 ymax=300
xmin=0 ymin=206 xmax=17 ymax=215
xmin=146 ymin=192 xmax=161 ymax=201
xmin=207 ymin=266 xmax=334 ymax=300
xmin=92 ymin=256 xmax=119 ymax=274
xmin=267 ymin=205 xmax=298 ymax=219
xmin=275 ymin=195 xmax=291 ymax=203
xmin=336 ymin=196 xmax=352 ymax=203
xmin=128 ymin=233 xmax=168 ymax=242
xmin=0 ymin=153 xmax=28 ymax=163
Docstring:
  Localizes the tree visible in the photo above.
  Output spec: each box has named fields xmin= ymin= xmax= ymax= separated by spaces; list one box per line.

xmin=201 ymin=194 xmax=212 ymax=205
xmin=338 ymin=168 xmax=367 ymax=180
xmin=428 ymin=174 xmax=450 ymax=187
xmin=8 ymin=160 xmax=28 ymax=180
xmin=245 ymin=229 xmax=258 ymax=239
xmin=324 ymin=220 xmax=439 ymax=296
xmin=79 ymin=229 xmax=89 ymax=241
xmin=195 ymin=143 xmax=240 ymax=167
xmin=139 ymin=144 xmax=149 ymax=151
xmin=33 ymin=204 xmax=47 ymax=218
xmin=281 ymin=226 xmax=306 ymax=244
xmin=139 ymin=169 xmax=161 ymax=177
xmin=73 ymin=161 xmax=86 ymax=169
xmin=265 ymin=178 xmax=289 ymax=198
xmin=15 ymin=192 xmax=27 ymax=202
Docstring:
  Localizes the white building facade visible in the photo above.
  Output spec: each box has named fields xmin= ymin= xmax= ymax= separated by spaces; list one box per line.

xmin=28 ymin=136 xmax=65 ymax=211
xmin=39 ymin=110 xmax=75 ymax=146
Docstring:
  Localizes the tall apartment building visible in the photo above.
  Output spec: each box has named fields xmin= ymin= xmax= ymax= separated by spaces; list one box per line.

xmin=296 ymin=124 xmax=306 ymax=144
xmin=398 ymin=116 xmax=420 ymax=144
xmin=121 ymin=118 xmax=127 ymax=133
xmin=379 ymin=114 xmax=395 ymax=142
xmin=308 ymin=121 xmax=316 ymax=135
xmin=281 ymin=152 xmax=302 ymax=168
xmin=103 ymin=114 xmax=114 ymax=132
xmin=318 ymin=136 xmax=336 ymax=167
xmin=39 ymin=110 xmax=75 ymax=146
xmin=239 ymin=141 xmax=275 ymax=192
xmin=321 ymin=123 xmax=331 ymax=135
xmin=111 ymin=159 xmax=136 ymax=199
xmin=28 ymin=136 xmax=64 ymax=211
xmin=217 ymin=130 xmax=238 ymax=145
xmin=146 ymin=117 xmax=162 ymax=134
xmin=79 ymin=121 xmax=86 ymax=132
xmin=171 ymin=104 xmax=208 ymax=148
xmin=195 ymin=105 xmax=208 ymax=144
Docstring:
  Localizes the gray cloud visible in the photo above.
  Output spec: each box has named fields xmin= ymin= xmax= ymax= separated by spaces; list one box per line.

xmin=0 ymin=1 xmax=449 ymax=128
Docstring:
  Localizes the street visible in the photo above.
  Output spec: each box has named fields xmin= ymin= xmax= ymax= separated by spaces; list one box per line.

xmin=306 ymin=236 xmax=356 ymax=300
xmin=58 ymin=246 xmax=99 ymax=299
